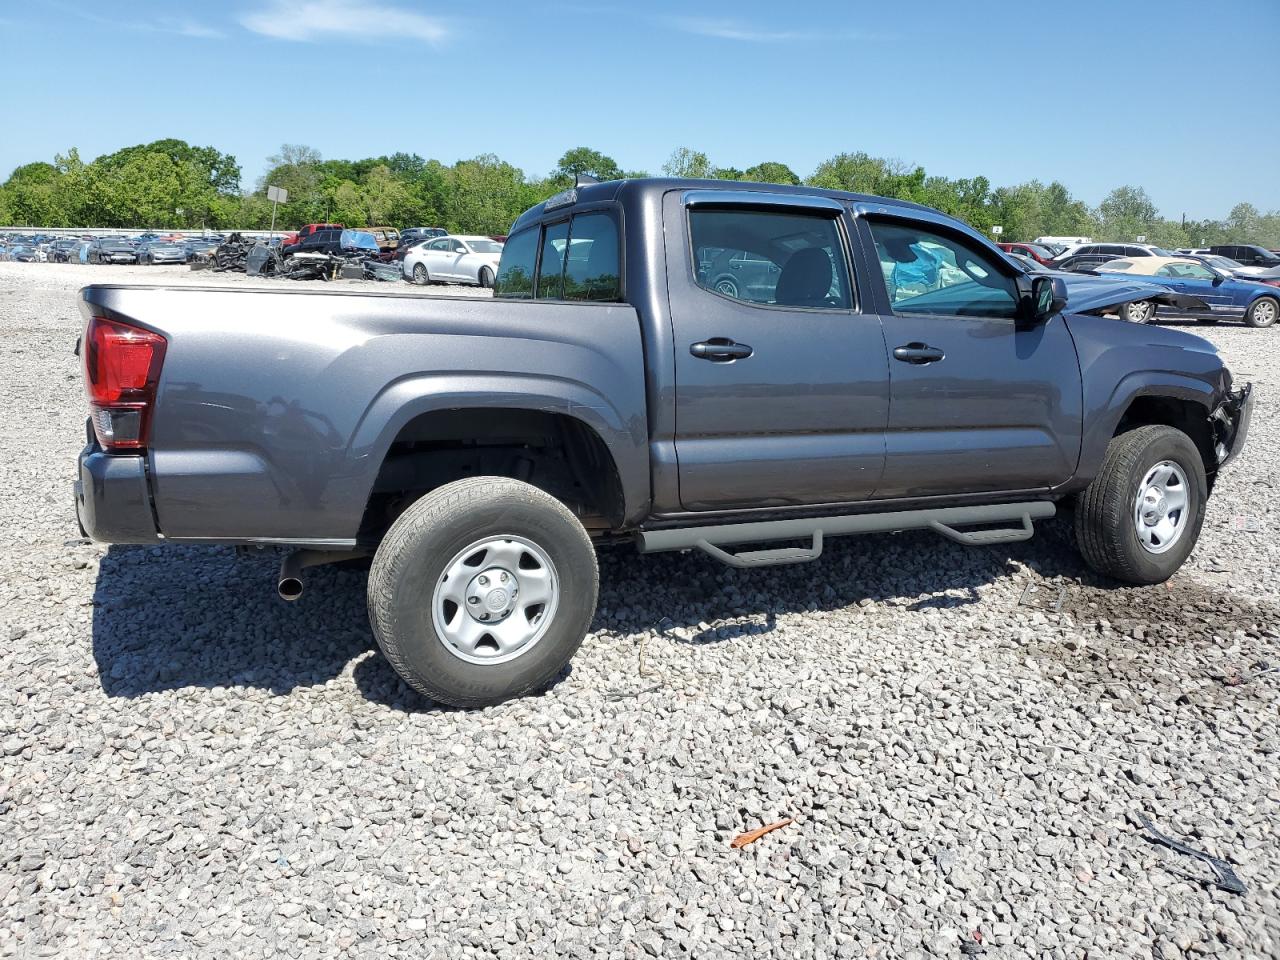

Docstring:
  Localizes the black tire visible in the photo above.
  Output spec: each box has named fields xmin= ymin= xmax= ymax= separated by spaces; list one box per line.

xmin=1245 ymin=296 xmax=1278 ymax=329
xmin=1119 ymin=300 xmax=1155 ymax=323
xmin=712 ymin=276 xmax=739 ymax=298
xmin=1073 ymin=424 xmax=1206 ymax=585
xmin=478 ymin=266 xmax=494 ymax=288
xmin=367 ymin=476 xmax=599 ymax=707
xmin=412 ymin=262 xmax=429 ymax=285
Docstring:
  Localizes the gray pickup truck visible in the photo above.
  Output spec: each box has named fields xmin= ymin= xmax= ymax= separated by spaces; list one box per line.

xmin=76 ymin=178 xmax=1253 ymax=706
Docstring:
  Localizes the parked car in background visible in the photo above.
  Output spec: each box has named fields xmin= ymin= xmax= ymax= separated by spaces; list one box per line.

xmin=8 ymin=244 xmax=43 ymax=262
xmin=184 ymin=238 xmax=220 ymax=261
xmin=698 ymin=246 xmax=783 ymax=300
xmin=997 ymin=242 xmax=1056 ymax=265
xmin=48 ymin=239 xmax=81 ymax=262
xmin=400 ymin=226 xmax=447 ymax=244
xmin=402 ymin=235 xmax=504 ymax=287
xmin=1054 ymin=252 xmax=1123 ymax=273
xmin=1180 ymin=254 xmax=1280 ymax=287
xmin=136 ymin=239 xmax=188 ymax=265
xmin=365 ymin=226 xmax=401 ymax=251
xmin=281 ymin=229 xmax=344 ymax=257
xmin=1098 ymin=257 xmax=1280 ymax=327
xmin=87 ymin=238 xmax=138 ymax=264
xmin=1049 ymin=242 xmax=1173 ymax=267
xmin=393 ymin=237 xmax=432 ymax=262
xmin=1207 ymin=244 xmax=1280 ymax=268
xmin=278 ymin=223 xmax=343 ymax=248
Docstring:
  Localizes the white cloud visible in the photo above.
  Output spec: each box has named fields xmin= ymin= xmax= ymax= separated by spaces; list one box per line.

xmin=158 ymin=18 xmax=226 ymax=39
xmin=668 ymin=16 xmax=810 ymax=43
xmin=240 ymin=0 xmax=448 ymax=43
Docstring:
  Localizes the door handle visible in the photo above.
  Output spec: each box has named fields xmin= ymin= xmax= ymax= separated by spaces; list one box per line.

xmin=892 ymin=342 xmax=945 ymax=364
xmin=691 ymin=338 xmax=753 ymax=361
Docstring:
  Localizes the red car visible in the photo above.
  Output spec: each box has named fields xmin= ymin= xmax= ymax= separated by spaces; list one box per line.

xmin=279 ymin=222 xmax=344 ymax=248
xmin=997 ymin=242 xmax=1056 ymax=265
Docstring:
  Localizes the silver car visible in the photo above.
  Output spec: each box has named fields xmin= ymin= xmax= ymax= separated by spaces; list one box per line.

xmin=137 ymin=240 xmax=187 ymax=265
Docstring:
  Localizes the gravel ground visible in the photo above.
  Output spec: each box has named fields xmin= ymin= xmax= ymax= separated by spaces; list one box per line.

xmin=1 ymin=261 xmax=1277 ymax=959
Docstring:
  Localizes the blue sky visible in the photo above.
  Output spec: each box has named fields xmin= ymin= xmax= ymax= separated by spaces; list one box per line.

xmin=2 ymin=0 xmax=1277 ymax=219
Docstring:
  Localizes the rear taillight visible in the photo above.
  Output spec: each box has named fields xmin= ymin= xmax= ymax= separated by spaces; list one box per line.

xmin=83 ymin=316 xmax=166 ymax=451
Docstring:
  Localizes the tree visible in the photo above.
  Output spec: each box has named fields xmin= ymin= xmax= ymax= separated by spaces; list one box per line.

xmin=742 ymin=162 xmax=800 ymax=186
xmin=554 ymin=147 xmax=623 ymax=183
xmin=96 ymin=139 xmax=240 ymax=195
xmin=444 ymin=154 xmax=530 ymax=234
xmin=1098 ymin=185 xmax=1158 ymax=240
xmin=663 ymin=147 xmax=713 ymax=179
xmin=807 ymin=152 xmax=926 ymax=202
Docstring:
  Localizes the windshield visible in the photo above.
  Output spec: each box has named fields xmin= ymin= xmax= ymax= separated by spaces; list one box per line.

xmin=467 ymin=239 xmax=502 ymax=254
xmin=1205 ymin=256 xmax=1240 ymax=269
xmin=1150 ymin=247 xmax=1175 ymax=257
xmin=1022 ymin=244 xmax=1054 ymax=258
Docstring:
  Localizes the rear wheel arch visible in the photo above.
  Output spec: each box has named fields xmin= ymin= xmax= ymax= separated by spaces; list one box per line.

xmin=358 ymin=406 xmax=627 ymax=545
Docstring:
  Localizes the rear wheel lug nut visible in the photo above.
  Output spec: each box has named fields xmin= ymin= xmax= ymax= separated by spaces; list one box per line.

xmin=468 ymin=596 xmax=480 ymax=604
xmin=479 ymin=575 xmax=489 ymax=586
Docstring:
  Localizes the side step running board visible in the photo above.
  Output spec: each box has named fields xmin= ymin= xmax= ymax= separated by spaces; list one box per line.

xmin=639 ymin=502 xmax=1055 ymax=568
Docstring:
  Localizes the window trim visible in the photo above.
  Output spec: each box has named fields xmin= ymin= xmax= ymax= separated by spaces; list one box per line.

xmin=861 ymin=212 xmax=1023 ymax=322
xmin=683 ymin=202 xmax=859 ymax=314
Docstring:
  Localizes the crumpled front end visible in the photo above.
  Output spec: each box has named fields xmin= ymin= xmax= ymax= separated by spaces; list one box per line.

xmin=1211 ymin=382 xmax=1253 ymax=468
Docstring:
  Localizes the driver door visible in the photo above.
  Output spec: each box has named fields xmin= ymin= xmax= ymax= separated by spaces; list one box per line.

xmin=858 ymin=211 xmax=1083 ymax=499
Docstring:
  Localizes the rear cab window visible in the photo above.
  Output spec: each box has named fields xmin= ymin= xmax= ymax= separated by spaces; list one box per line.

xmin=495 ymin=207 xmax=622 ymax=302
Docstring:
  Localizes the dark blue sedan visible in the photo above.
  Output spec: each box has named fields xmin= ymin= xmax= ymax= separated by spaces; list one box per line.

xmin=1098 ymin=257 xmax=1280 ymax=328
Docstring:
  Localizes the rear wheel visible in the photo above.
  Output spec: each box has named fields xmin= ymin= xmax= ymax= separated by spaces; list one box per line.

xmin=412 ymin=263 xmax=429 ymax=285
xmin=367 ymin=477 xmax=598 ymax=707
xmin=1245 ymin=296 xmax=1278 ymax=328
xmin=1073 ymin=424 xmax=1206 ymax=584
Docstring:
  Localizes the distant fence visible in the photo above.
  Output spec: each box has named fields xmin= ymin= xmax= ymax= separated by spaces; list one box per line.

xmin=0 ymin=227 xmax=284 ymax=239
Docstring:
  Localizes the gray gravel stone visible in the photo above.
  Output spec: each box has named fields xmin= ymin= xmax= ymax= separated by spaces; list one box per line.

xmin=0 ymin=261 xmax=1277 ymax=959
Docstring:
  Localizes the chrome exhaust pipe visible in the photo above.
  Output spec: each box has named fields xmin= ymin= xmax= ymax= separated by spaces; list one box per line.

xmin=276 ymin=548 xmax=368 ymax=601
xmin=277 ymin=552 xmax=304 ymax=601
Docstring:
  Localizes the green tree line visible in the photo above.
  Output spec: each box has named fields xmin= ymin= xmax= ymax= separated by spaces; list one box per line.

xmin=2 ymin=138 xmax=1277 ymax=248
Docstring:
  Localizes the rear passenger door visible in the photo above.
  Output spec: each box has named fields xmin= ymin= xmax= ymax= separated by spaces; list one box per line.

xmin=665 ymin=191 xmax=890 ymax=511
xmin=857 ymin=211 xmax=1083 ymax=498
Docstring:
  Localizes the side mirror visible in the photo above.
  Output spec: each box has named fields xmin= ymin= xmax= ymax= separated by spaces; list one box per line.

xmin=1019 ymin=275 xmax=1067 ymax=327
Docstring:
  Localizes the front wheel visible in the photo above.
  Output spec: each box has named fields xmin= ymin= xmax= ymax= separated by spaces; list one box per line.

xmin=367 ymin=477 xmax=599 ymax=707
xmin=1245 ymin=296 xmax=1278 ymax=328
xmin=1119 ymin=300 xmax=1155 ymax=323
xmin=478 ymin=266 xmax=494 ymax=288
xmin=1073 ymin=425 xmax=1206 ymax=584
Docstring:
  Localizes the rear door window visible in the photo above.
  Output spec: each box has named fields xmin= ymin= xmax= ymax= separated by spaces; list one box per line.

xmin=688 ymin=208 xmax=851 ymax=308
xmin=561 ymin=212 xmax=621 ymax=301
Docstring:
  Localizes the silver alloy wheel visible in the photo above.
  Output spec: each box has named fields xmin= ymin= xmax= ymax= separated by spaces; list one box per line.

xmin=413 ymin=263 xmax=427 ymax=284
xmin=431 ymin=535 xmax=559 ymax=665
xmin=1123 ymin=300 xmax=1153 ymax=323
xmin=1132 ymin=460 xmax=1189 ymax=554
xmin=1252 ymin=298 xmax=1277 ymax=326
xmin=714 ymin=278 xmax=738 ymax=298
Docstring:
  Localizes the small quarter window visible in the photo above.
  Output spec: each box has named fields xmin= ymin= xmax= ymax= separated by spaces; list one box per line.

xmin=494 ymin=228 xmax=537 ymax=299
xmin=537 ymin=221 xmax=570 ymax=299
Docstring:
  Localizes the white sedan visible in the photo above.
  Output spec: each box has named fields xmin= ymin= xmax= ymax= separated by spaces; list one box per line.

xmin=402 ymin=235 xmax=504 ymax=287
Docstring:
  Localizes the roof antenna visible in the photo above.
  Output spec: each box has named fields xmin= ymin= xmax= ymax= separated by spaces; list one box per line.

xmin=574 ymin=173 xmax=599 ymax=187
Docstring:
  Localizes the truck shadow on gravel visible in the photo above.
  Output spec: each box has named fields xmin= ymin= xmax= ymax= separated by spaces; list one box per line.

xmin=90 ymin=521 xmax=1276 ymax=711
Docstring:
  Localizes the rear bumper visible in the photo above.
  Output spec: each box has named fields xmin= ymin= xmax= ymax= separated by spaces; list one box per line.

xmin=1213 ymin=382 xmax=1253 ymax=468
xmin=74 ymin=432 xmax=160 ymax=543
